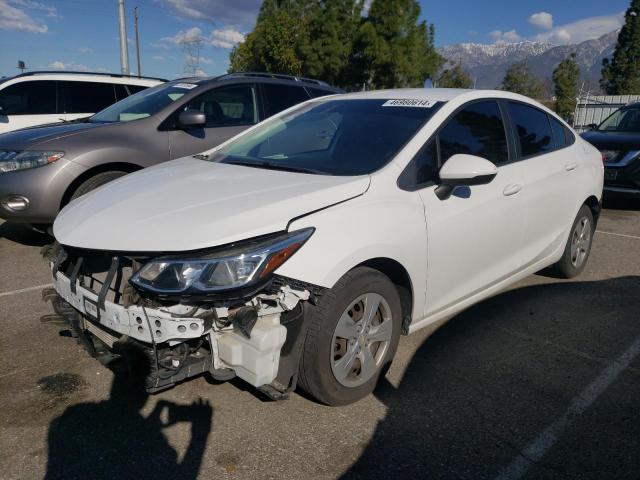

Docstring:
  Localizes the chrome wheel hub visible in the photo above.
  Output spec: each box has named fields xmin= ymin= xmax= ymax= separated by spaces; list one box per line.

xmin=331 ymin=293 xmax=393 ymax=388
xmin=570 ymin=216 xmax=591 ymax=268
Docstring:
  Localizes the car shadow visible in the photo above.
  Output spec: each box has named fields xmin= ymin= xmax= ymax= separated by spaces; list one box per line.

xmin=342 ymin=276 xmax=640 ymax=480
xmin=44 ymin=345 xmax=213 ymax=480
xmin=603 ymin=192 xmax=640 ymax=211
xmin=0 ymin=221 xmax=51 ymax=247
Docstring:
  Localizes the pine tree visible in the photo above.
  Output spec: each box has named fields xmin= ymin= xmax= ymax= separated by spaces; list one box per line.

xmin=601 ymin=0 xmax=640 ymax=94
xmin=347 ymin=0 xmax=442 ymax=89
xmin=553 ymin=54 xmax=580 ymax=121
xmin=436 ymin=63 xmax=473 ymax=88
xmin=501 ymin=62 xmax=547 ymax=99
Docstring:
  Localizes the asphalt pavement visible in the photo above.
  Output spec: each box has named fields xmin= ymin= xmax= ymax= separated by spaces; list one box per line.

xmin=0 ymin=195 xmax=639 ymax=480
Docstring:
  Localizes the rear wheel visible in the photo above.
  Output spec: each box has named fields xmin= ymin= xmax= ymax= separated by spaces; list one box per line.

xmin=551 ymin=204 xmax=594 ymax=278
xmin=70 ymin=171 xmax=128 ymax=201
xmin=298 ymin=267 xmax=402 ymax=405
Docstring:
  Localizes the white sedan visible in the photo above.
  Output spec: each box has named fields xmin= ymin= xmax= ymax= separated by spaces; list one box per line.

xmin=47 ymin=88 xmax=603 ymax=405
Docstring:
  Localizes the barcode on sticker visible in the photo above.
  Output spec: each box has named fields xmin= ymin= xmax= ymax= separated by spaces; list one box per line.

xmin=174 ymin=83 xmax=198 ymax=90
xmin=382 ymin=99 xmax=436 ymax=108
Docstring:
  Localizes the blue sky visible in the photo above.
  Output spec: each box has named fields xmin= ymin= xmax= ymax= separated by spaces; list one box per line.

xmin=0 ymin=0 xmax=632 ymax=79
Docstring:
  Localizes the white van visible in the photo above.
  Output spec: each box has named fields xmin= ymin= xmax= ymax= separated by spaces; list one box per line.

xmin=0 ymin=71 xmax=164 ymax=134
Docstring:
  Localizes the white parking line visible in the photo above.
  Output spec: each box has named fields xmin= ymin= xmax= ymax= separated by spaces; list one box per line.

xmin=596 ymin=230 xmax=640 ymax=240
xmin=0 ymin=283 xmax=52 ymax=298
xmin=494 ymin=334 xmax=640 ymax=480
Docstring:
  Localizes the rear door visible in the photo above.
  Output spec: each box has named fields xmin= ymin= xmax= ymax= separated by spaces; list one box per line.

xmin=506 ymin=101 xmax=576 ymax=265
xmin=167 ymin=84 xmax=259 ymax=159
xmin=410 ymin=100 xmax=525 ymax=315
xmin=0 ymin=80 xmax=60 ymax=133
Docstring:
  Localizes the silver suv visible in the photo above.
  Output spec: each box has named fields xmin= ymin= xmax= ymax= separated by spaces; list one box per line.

xmin=0 ymin=73 xmax=340 ymax=227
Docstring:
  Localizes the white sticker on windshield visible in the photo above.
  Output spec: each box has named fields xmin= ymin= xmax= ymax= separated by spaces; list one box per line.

xmin=173 ymin=83 xmax=198 ymax=90
xmin=382 ymin=99 xmax=437 ymax=108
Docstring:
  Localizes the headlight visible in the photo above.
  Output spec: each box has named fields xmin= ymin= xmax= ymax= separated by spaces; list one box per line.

xmin=130 ymin=228 xmax=314 ymax=295
xmin=0 ymin=150 xmax=64 ymax=173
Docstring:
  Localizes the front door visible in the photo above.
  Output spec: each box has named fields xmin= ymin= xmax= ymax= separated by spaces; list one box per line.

xmin=167 ymin=84 xmax=259 ymax=159
xmin=414 ymin=100 xmax=525 ymax=315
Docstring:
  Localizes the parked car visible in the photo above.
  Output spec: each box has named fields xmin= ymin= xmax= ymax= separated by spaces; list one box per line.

xmin=581 ymin=102 xmax=640 ymax=195
xmin=43 ymin=89 xmax=603 ymax=405
xmin=0 ymin=71 xmax=164 ymax=134
xmin=0 ymin=73 xmax=341 ymax=227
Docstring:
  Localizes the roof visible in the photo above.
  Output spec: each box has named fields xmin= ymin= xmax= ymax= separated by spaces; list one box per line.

xmin=4 ymin=70 xmax=167 ymax=82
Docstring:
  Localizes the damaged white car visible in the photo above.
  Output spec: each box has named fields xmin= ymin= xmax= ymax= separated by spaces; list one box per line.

xmin=43 ymin=89 xmax=603 ymax=405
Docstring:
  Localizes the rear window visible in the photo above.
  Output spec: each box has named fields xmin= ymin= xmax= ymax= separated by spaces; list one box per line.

xmin=262 ymin=84 xmax=311 ymax=116
xmin=209 ymin=99 xmax=443 ymax=176
xmin=508 ymin=102 xmax=553 ymax=158
xmin=62 ymin=81 xmax=117 ymax=114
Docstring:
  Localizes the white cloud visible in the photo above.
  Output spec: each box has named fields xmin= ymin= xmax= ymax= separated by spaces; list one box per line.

xmin=210 ymin=28 xmax=244 ymax=49
xmin=0 ymin=0 xmax=48 ymax=33
xmin=159 ymin=0 xmax=262 ymax=29
xmin=76 ymin=47 xmax=91 ymax=53
xmin=534 ymin=12 xmax=624 ymax=44
xmin=529 ymin=12 xmax=553 ymax=30
xmin=199 ymin=56 xmax=214 ymax=64
xmin=48 ymin=60 xmax=90 ymax=71
xmin=161 ymin=26 xmax=205 ymax=45
xmin=152 ymin=55 xmax=166 ymax=61
xmin=11 ymin=0 xmax=58 ymax=18
xmin=489 ymin=29 xmax=522 ymax=44
xmin=159 ymin=26 xmax=244 ymax=50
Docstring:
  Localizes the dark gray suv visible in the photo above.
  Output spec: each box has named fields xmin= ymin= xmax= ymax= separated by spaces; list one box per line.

xmin=0 ymin=73 xmax=340 ymax=226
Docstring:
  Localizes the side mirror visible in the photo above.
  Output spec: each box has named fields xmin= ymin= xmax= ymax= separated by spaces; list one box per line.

xmin=178 ymin=109 xmax=206 ymax=129
xmin=435 ymin=154 xmax=498 ymax=200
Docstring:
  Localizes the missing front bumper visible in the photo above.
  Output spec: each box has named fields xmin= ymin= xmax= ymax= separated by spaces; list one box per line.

xmin=42 ymin=244 xmax=316 ymax=398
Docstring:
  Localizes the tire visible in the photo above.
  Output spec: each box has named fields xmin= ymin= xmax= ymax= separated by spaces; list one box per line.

xmin=298 ymin=267 xmax=402 ymax=406
xmin=551 ymin=204 xmax=595 ymax=278
xmin=70 ymin=171 xmax=128 ymax=201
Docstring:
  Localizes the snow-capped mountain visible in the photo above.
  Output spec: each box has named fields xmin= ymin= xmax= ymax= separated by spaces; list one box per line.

xmin=438 ymin=30 xmax=618 ymax=90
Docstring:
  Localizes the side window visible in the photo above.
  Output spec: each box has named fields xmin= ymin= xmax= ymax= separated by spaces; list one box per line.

xmin=399 ymin=139 xmax=439 ymax=190
xmin=0 ymin=80 xmax=57 ymax=115
xmin=262 ymin=84 xmax=310 ymax=117
xmin=439 ymin=100 xmax=508 ymax=165
xmin=126 ymin=84 xmax=147 ymax=95
xmin=114 ymin=84 xmax=129 ymax=101
xmin=549 ymin=115 xmax=567 ymax=149
xmin=181 ymin=85 xmax=257 ymax=127
xmin=508 ymin=102 xmax=553 ymax=157
xmin=306 ymin=87 xmax=335 ymax=98
xmin=62 ymin=81 xmax=116 ymax=113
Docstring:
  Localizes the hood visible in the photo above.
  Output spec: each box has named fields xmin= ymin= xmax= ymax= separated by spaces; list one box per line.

xmin=0 ymin=122 xmax=104 ymax=149
xmin=581 ymin=130 xmax=640 ymax=150
xmin=54 ymin=158 xmax=370 ymax=252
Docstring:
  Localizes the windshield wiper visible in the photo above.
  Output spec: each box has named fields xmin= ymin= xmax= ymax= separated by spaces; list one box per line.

xmin=223 ymin=159 xmax=326 ymax=175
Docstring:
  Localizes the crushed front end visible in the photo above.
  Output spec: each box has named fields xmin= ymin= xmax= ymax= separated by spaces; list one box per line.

xmin=41 ymin=239 xmax=321 ymax=400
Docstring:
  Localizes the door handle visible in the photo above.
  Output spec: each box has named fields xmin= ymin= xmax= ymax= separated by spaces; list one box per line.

xmin=503 ymin=184 xmax=522 ymax=196
xmin=565 ymin=162 xmax=578 ymax=171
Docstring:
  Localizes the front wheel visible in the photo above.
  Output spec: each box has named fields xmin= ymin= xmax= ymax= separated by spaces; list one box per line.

xmin=297 ymin=267 xmax=402 ymax=406
xmin=551 ymin=204 xmax=595 ymax=278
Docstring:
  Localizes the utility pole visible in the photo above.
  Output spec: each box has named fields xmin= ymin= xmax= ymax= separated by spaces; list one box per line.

xmin=118 ymin=0 xmax=130 ymax=75
xmin=133 ymin=6 xmax=141 ymax=77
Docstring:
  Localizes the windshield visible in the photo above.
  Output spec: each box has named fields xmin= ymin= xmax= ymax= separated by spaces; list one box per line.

xmin=207 ymin=98 xmax=443 ymax=176
xmin=598 ymin=107 xmax=640 ymax=132
xmin=89 ymin=81 xmax=200 ymax=123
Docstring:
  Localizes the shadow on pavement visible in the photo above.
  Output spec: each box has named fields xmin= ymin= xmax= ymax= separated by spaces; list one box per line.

xmin=44 ymin=346 xmax=213 ymax=480
xmin=0 ymin=221 xmax=51 ymax=247
xmin=342 ymin=276 xmax=640 ymax=480
xmin=602 ymin=192 xmax=640 ymax=211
